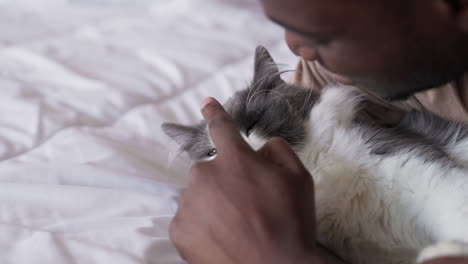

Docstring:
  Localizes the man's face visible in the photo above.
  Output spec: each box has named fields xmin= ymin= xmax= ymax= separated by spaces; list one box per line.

xmin=261 ymin=0 xmax=468 ymax=100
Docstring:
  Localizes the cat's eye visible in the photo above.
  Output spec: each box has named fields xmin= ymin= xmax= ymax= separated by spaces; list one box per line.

xmin=207 ymin=149 xmax=217 ymax=157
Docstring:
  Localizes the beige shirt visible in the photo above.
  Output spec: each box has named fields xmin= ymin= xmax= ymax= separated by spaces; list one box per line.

xmin=291 ymin=59 xmax=468 ymax=123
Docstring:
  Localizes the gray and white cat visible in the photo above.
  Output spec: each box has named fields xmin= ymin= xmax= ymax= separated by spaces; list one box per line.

xmin=162 ymin=46 xmax=468 ymax=264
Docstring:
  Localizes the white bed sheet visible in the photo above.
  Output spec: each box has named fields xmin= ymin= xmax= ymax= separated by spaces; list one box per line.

xmin=0 ymin=0 xmax=297 ymax=263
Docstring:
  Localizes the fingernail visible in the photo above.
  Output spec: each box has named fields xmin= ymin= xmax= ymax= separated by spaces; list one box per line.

xmin=200 ymin=97 xmax=216 ymax=110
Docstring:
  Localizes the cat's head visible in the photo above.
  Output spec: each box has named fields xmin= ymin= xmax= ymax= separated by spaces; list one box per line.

xmin=162 ymin=46 xmax=319 ymax=162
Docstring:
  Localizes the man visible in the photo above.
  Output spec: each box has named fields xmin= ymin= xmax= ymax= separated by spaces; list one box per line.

xmin=170 ymin=0 xmax=468 ymax=263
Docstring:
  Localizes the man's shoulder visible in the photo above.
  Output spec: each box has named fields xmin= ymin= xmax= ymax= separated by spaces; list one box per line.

xmin=409 ymin=71 xmax=468 ymax=122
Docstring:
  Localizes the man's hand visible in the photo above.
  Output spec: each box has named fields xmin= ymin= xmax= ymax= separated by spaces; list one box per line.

xmin=170 ymin=97 xmax=321 ymax=264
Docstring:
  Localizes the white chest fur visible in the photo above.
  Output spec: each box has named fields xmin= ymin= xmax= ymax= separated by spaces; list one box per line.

xmin=294 ymin=86 xmax=468 ymax=264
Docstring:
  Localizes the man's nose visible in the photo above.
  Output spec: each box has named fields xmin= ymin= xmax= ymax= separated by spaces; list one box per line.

xmin=285 ymin=31 xmax=319 ymax=61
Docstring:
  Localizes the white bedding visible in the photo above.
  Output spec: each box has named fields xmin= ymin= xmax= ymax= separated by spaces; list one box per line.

xmin=0 ymin=0 xmax=297 ymax=263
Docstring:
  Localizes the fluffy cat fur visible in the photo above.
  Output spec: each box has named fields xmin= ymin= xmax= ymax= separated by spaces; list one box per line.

xmin=162 ymin=46 xmax=468 ymax=264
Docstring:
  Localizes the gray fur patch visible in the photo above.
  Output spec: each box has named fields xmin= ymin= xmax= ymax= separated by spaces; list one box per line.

xmin=225 ymin=45 xmax=319 ymax=146
xmin=355 ymin=109 xmax=468 ymax=167
xmin=356 ymin=122 xmax=455 ymax=166
xmin=162 ymin=46 xmax=319 ymax=161
xmin=161 ymin=122 xmax=214 ymax=161
xmin=400 ymin=110 xmax=468 ymax=146
xmin=162 ymin=46 xmax=467 ymax=168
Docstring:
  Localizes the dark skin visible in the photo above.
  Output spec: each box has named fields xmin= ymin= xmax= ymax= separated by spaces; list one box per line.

xmin=277 ymin=0 xmax=468 ymax=100
xmin=170 ymin=0 xmax=468 ymax=263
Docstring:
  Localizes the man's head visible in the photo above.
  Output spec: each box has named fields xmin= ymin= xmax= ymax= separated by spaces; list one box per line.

xmin=261 ymin=0 xmax=468 ymax=100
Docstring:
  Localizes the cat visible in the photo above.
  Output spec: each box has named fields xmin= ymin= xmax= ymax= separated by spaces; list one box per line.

xmin=161 ymin=46 xmax=468 ymax=264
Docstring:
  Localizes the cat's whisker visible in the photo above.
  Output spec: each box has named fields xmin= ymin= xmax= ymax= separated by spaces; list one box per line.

xmin=298 ymin=89 xmax=314 ymax=114
xmin=246 ymin=88 xmax=270 ymax=111
xmin=266 ymin=89 xmax=294 ymax=115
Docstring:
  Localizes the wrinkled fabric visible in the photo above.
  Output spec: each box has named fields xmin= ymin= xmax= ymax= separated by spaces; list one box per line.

xmin=0 ymin=0 xmax=296 ymax=263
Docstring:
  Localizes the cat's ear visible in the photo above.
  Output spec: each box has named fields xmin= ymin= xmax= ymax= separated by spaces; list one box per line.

xmin=161 ymin=123 xmax=197 ymax=150
xmin=253 ymin=46 xmax=285 ymax=86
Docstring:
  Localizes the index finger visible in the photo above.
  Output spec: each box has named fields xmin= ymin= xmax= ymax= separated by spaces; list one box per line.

xmin=200 ymin=97 xmax=252 ymax=155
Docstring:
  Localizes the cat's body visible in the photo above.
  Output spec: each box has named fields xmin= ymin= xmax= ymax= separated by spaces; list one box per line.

xmin=162 ymin=46 xmax=468 ymax=264
xmin=297 ymin=86 xmax=468 ymax=264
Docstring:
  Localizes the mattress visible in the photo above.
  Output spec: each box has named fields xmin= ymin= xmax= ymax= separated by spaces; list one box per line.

xmin=0 ymin=0 xmax=297 ymax=263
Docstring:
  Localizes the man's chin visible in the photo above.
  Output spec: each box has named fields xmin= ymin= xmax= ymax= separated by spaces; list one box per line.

xmin=327 ymin=73 xmax=415 ymax=100
xmin=384 ymin=92 xmax=414 ymax=102
xmin=362 ymin=85 xmax=440 ymax=102
xmin=353 ymin=80 xmax=416 ymax=102
xmin=379 ymin=80 xmax=453 ymax=101
xmin=355 ymin=69 xmax=465 ymax=101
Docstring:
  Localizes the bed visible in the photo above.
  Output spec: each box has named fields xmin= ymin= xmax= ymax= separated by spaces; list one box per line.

xmin=0 ymin=0 xmax=297 ymax=263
